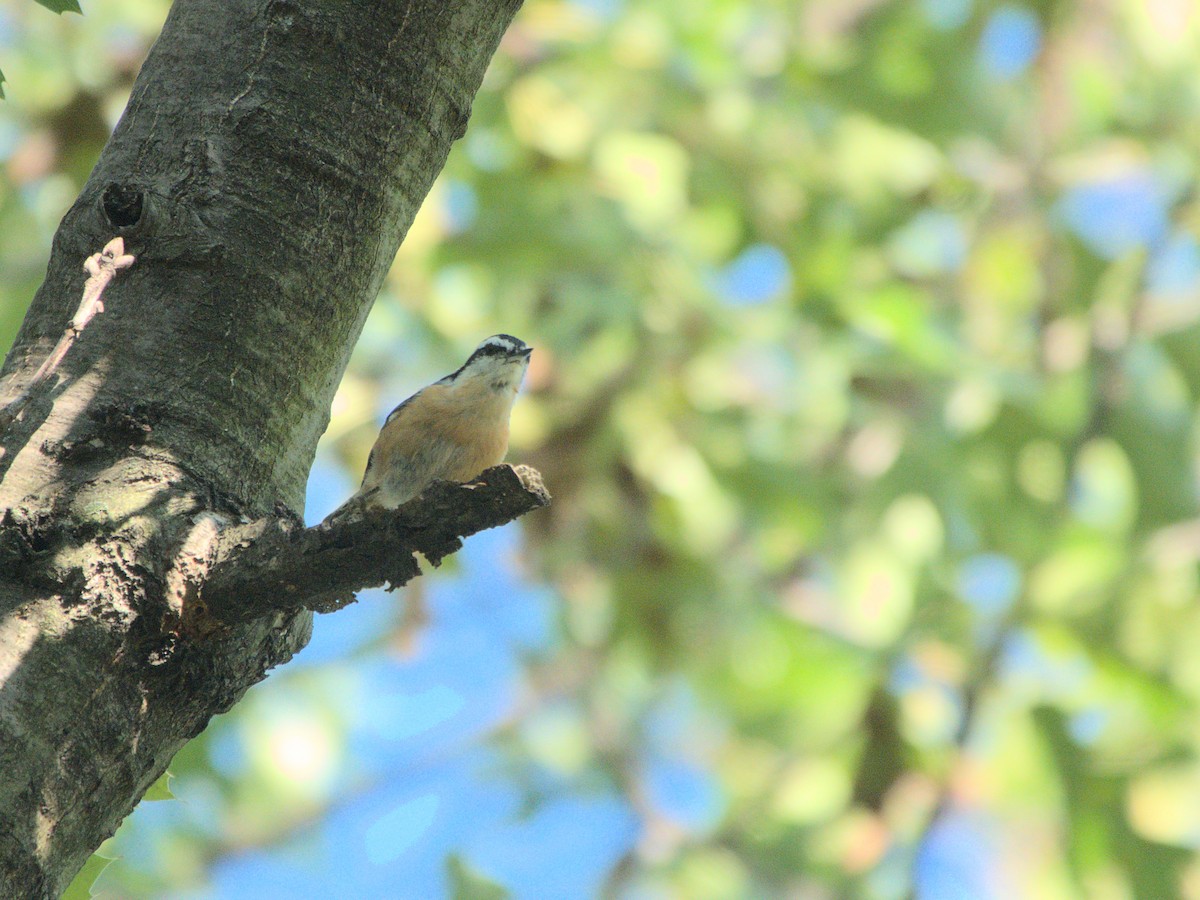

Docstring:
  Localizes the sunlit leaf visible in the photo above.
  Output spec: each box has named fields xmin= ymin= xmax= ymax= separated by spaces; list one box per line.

xmin=142 ymin=770 xmax=174 ymax=802
xmin=447 ymin=855 xmax=509 ymax=900
xmin=61 ymin=852 xmax=115 ymax=900
xmin=34 ymin=0 xmax=82 ymax=13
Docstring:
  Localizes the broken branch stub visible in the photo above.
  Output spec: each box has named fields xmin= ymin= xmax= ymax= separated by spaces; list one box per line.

xmin=199 ymin=464 xmax=549 ymax=625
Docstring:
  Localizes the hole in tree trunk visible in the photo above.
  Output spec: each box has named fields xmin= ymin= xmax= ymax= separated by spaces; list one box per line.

xmin=101 ymin=183 xmax=144 ymax=229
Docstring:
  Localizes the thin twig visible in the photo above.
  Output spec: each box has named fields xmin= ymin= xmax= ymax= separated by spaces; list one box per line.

xmin=0 ymin=237 xmax=135 ymax=430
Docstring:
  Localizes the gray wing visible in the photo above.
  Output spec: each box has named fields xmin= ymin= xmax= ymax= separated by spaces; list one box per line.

xmin=384 ymin=388 xmax=422 ymax=425
xmin=354 ymin=390 xmax=421 ymax=489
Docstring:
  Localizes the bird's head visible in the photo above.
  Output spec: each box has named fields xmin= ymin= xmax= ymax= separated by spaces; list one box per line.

xmin=441 ymin=334 xmax=532 ymax=394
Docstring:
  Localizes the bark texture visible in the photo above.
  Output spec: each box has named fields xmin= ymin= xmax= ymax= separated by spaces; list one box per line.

xmin=0 ymin=0 xmax=526 ymax=894
xmin=203 ymin=465 xmax=549 ymax=625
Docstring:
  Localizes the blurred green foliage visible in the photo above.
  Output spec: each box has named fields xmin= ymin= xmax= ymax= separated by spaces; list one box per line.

xmin=9 ymin=0 xmax=1200 ymax=896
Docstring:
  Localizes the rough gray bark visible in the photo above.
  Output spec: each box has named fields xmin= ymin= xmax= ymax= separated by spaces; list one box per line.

xmin=0 ymin=0 xmax=529 ymax=895
xmin=203 ymin=465 xmax=549 ymax=625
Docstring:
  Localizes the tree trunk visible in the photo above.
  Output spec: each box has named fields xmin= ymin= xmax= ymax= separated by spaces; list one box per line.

xmin=0 ymin=0 xmax=525 ymax=894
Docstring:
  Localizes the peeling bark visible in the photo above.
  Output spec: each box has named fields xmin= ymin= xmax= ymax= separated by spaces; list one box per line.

xmin=0 ymin=0 xmax=527 ymax=894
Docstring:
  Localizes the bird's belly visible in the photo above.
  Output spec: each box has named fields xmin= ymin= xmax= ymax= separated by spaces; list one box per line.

xmin=375 ymin=432 xmax=507 ymax=507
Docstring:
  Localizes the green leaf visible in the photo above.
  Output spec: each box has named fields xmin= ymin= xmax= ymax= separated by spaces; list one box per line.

xmin=61 ymin=852 xmax=115 ymax=900
xmin=447 ymin=855 xmax=509 ymax=900
xmin=142 ymin=770 xmax=175 ymax=802
xmin=34 ymin=0 xmax=83 ymax=13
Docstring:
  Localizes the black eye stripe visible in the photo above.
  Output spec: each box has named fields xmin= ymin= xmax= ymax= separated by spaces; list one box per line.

xmin=437 ymin=335 xmax=531 ymax=382
xmin=468 ymin=334 xmax=529 ymax=361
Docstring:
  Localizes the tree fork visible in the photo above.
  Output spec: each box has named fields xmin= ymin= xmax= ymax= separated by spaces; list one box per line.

xmin=0 ymin=0 xmax=527 ymax=894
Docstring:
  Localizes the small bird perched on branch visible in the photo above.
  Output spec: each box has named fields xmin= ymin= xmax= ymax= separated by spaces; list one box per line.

xmin=322 ymin=334 xmax=533 ymax=526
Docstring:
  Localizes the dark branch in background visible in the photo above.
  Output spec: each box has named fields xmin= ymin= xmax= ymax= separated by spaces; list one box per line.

xmin=199 ymin=465 xmax=549 ymax=625
xmin=0 ymin=237 xmax=134 ymax=432
xmin=901 ymin=608 xmax=1019 ymax=900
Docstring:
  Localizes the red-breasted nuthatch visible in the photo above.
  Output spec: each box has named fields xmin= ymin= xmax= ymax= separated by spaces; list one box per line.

xmin=324 ymin=334 xmax=532 ymax=523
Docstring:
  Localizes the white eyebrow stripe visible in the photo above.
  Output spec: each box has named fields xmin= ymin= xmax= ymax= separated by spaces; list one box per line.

xmin=476 ymin=335 xmax=524 ymax=352
xmin=431 ymin=335 xmax=531 ymax=385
